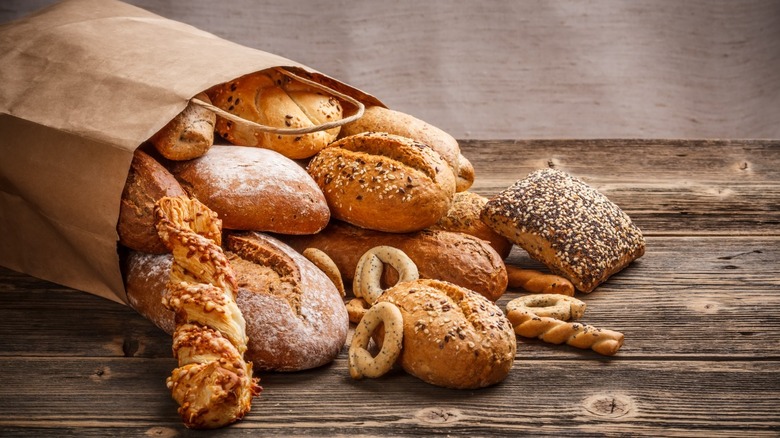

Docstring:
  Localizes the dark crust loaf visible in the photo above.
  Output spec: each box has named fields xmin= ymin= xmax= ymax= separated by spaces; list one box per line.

xmin=124 ymin=232 xmax=349 ymax=372
xmin=481 ymin=168 xmax=645 ymax=293
xmin=376 ymin=279 xmax=516 ymax=389
xmin=430 ymin=191 xmax=513 ymax=259
xmin=167 ymin=145 xmax=330 ymax=234
xmin=118 ymin=149 xmax=187 ymax=254
xmin=279 ymin=220 xmax=507 ymax=301
xmin=306 ymin=132 xmax=456 ymax=233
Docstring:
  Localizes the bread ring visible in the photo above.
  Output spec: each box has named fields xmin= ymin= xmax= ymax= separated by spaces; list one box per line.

xmin=345 ymin=297 xmax=370 ymax=324
xmin=348 ymin=301 xmax=404 ymax=379
xmin=353 ymin=246 xmax=419 ymax=304
xmin=506 ymin=294 xmax=586 ymax=321
xmin=303 ymin=247 xmax=345 ymax=297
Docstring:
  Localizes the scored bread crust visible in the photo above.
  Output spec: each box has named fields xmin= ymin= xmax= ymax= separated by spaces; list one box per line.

xmin=376 ymin=279 xmax=515 ymax=389
xmin=124 ymin=232 xmax=349 ymax=372
xmin=167 ymin=145 xmax=330 ymax=234
xmin=279 ymin=220 xmax=507 ymax=302
xmin=207 ymin=70 xmax=343 ymax=159
xmin=481 ymin=168 xmax=645 ymax=292
xmin=306 ymin=132 xmax=456 ymax=233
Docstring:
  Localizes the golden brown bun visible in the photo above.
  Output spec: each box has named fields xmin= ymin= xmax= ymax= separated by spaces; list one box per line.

xmin=167 ymin=145 xmax=330 ymax=234
xmin=207 ymin=70 xmax=343 ymax=159
xmin=339 ymin=106 xmax=471 ymax=190
xmin=481 ymin=168 xmax=645 ymax=293
xmin=279 ymin=220 xmax=507 ymax=301
xmin=456 ymin=153 xmax=475 ymax=192
xmin=118 ymin=149 xmax=187 ymax=254
xmin=307 ymin=132 xmax=456 ymax=233
xmin=429 ymin=191 xmax=512 ymax=258
xmin=148 ymin=92 xmax=215 ymax=161
xmin=124 ymin=232 xmax=349 ymax=372
xmin=376 ymin=279 xmax=515 ymax=389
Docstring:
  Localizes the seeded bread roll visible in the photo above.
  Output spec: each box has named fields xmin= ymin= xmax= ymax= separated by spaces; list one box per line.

xmin=338 ymin=106 xmax=472 ymax=191
xmin=118 ymin=149 xmax=187 ymax=254
xmin=429 ymin=191 xmax=512 ymax=258
xmin=481 ymin=168 xmax=645 ymax=293
xmin=376 ymin=279 xmax=515 ymax=389
xmin=306 ymin=132 xmax=456 ymax=233
xmin=148 ymin=92 xmax=215 ymax=161
xmin=207 ymin=70 xmax=343 ymax=159
xmin=124 ymin=232 xmax=349 ymax=372
xmin=279 ymin=220 xmax=507 ymax=301
xmin=167 ymin=145 xmax=330 ymax=234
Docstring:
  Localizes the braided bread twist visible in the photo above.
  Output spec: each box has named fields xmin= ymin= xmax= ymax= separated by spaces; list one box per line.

xmin=155 ymin=196 xmax=261 ymax=429
xmin=505 ymin=265 xmax=575 ymax=296
xmin=506 ymin=295 xmax=624 ymax=356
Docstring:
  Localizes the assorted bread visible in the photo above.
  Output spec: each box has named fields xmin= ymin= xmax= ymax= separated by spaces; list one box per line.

xmin=115 ymin=66 xmax=644 ymax=427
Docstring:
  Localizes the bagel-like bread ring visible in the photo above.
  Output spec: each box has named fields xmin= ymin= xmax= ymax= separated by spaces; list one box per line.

xmin=353 ymin=246 xmax=419 ymax=304
xmin=349 ymin=302 xmax=404 ymax=379
xmin=505 ymin=294 xmax=586 ymax=321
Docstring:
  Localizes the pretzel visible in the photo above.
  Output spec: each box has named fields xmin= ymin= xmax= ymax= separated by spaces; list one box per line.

xmin=506 ymin=294 xmax=586 ymax=321
xmin=303 ymin=247 xmax=345 ymax=297
xmin=506 ymin=294 xmax=624 ymax=356
xmin=155 ymin=196 xmax=261 ymax=429
xmin=353 ymin=246 xmax=419 ymax=304
xmin=348 ymin=301 xmax=404 ymax=379
xmin=345 ymin=297 xmax=371 ymax=324
xmin=506 ymin=265 xmax=575 ymax=296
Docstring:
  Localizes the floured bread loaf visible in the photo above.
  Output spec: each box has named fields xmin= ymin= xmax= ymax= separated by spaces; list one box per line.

xmin=124 ymin=232 xmax=349 ymax=371
xmin=481 ymin=168 xmax=645 ymax=292
xmin=167 ymin=145 xmax=330 ymax=234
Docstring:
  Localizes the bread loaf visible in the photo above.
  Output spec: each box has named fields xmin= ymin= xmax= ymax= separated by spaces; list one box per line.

xmin=338 ymin=106 xmax=472 ymax=191
xmin=306 ymin=132 xmax=456 ymax=233
xmin=376 ymin=279 xmax=515 ymax=389
xmin=481 ymin=168 xmax=645 ymax=293
xmin=148 ymin=92 xmax=215 ymax=161
xmin=207 ymin=70 xmax=343 ymax=159
xmin=118 ymin=149 xmax=187 ymax=254
xmin=124 ymin=232 xmax=349 ymax=372
xmin=429 ymin=191 xmax=512 ymax=258
xmin=279 ymin=220 xmax=507 ymax=301
xmin=167 ymin=145 xmax=330 ymax=234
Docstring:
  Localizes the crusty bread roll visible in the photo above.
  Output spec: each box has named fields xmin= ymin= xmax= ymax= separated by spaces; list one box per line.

xmin=207 ymin=70 xmax=343 ymax=159
xmin=481 ymin=168 xmax=645 ymax=293
xmin=279 ymin=220 xmax=507 ymax=301
xmin=306 ymin=132 xmax=456 ymax=233
xmin=118 ymin=149 xmax=187 ymax=254
xmin=376 ymin=279 xmax=515 ymax=389
xmin=429 ymin=191 xmax=512 ymax=258
xmin=338 ymin=105 xmax=472 ymax=191
xmin=124 ymin=232 xmax=349 ymax=372
xmin=167 ymin=145 xmax=330 ymax=234
xmin=456 ymin=153 xmax=475 ymax=193
xmin=148 ymin=92 xmax=216 ymax=161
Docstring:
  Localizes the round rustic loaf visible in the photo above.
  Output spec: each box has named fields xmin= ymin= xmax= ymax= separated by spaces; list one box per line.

xmin=118 ymin=149 xmax=187 ymax=254
xmin=207 ymin=69 xmax=343 ymax=159
xmin=167 ymin=145 xmax=330 ymax=234
xmin=338 ymin=105 xmax=473 ymax=191
xmin=376 ymin=279 xmax=516 ymax=389
xmin=306 ymin=132 xmax=456 ymax=233
xmin=279 ymin=220 xmax=508 ymax=301
xmin=123 ymin=232 xmax=349 ymax=371
xmin=429 ymin=191 xmax=513 ymax=259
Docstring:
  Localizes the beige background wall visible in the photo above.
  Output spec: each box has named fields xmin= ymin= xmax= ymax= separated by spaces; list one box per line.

xmin=2 ymin=0 xmax=779 ymax=139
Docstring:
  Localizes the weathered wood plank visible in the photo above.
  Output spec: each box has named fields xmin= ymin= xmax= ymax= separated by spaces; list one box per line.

xmin=0 ymin=357 xmax=777 ymax=436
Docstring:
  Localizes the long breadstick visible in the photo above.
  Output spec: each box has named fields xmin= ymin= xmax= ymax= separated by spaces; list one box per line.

xmin=506 ymin=265 xmax=575 ymax=296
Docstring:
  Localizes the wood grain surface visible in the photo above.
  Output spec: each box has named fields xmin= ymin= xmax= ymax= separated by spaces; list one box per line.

xmin=2 ymin=0 xmax=779 ymax=139
xmin=1 ymin=139 xmax=778 ymax=436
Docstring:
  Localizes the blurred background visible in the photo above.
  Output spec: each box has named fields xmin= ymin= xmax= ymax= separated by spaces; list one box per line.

xmin=2 ymin=0 xmax=779 ymax=139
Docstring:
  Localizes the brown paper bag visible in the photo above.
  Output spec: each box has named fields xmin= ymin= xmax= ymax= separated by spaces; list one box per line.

xmin=0 ymin=0 xmax=380 ymax=304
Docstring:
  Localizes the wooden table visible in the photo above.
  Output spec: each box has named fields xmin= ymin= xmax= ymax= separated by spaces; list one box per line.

xmin=1 ymin=139 xmax=778 ymax=436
